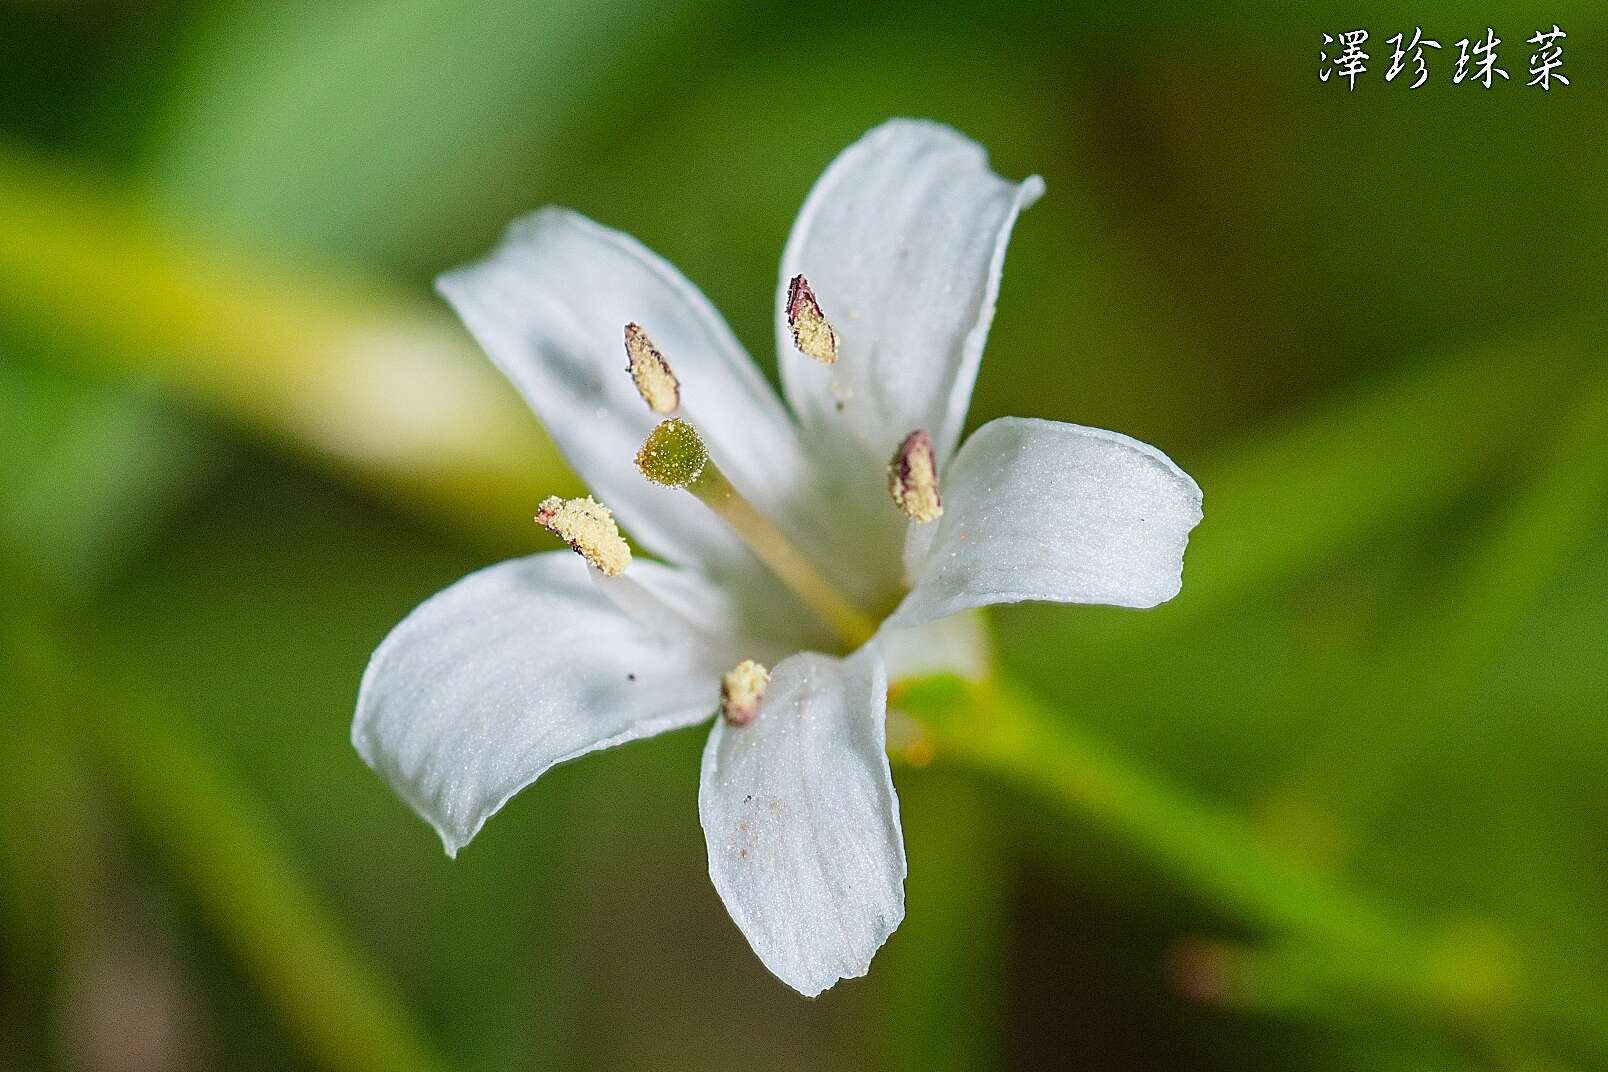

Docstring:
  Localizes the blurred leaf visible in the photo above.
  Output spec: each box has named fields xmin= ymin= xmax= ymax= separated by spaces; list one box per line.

xmin=1281 ymin=368 xmax=1608 ymax=828
xmin=1343 ymin=555 xmax=1608 ymax=1036
xmin=996 ymin=327 xmax=1592 ymax=788
xmin=146 ymin=0 xmax=726 ymax=271
xmin=0 ymin=358 xmax=223 ymax=591
xmin=0 ymin=146 xmax=577 ymax=552
xmin=1177 ymin=331 xmax=1591 ymax=621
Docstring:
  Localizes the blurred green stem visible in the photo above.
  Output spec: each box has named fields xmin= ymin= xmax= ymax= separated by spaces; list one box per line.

xmin=0 ymin=600 xmax=103 ymax=1066
xmin=0 ymin=570 xmax=454 ymax=1072
xmin=89 ymin=669 xmax=455 ymax=1072
xmin=891 ymin=674 xmax=1608 ymax=1066
xmin=892 ymin=676 xmax=1403 ymax=949
xmin=876 ymin=770 xmax=1008 ymax=1071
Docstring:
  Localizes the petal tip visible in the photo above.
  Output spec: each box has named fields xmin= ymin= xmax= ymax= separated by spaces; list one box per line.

xmin=1019 ymin=172 xmax=1047 ymax=206
xmin=777 ymin=900 xmax=905 ymax=998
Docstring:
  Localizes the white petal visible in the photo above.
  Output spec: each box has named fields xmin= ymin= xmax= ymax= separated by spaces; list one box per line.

xmin=878 ymin=610 xmax=992 ymax=682
xmin=353 ymin=552 xmax=731 ymax=856
xmin=437 ymin=208 xmax=810 ymax=593
xmin=777 ymin=119 xmax=1043 ymax=466
xmin=699 ymin=646 xmax=905 ymax=997
xmin=890 ymin=417 xmax=1203 ymax=627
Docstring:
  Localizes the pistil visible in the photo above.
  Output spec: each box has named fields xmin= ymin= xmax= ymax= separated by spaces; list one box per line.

xmin=636 ymin=418 xmax=876 ymax=648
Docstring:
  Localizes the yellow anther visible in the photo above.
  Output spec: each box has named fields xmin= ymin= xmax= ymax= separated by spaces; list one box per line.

xmin=534 ymin=495 xmax=631 ymax=576
xmin=785 ymin=274 xmax=838 ymax=364
xmin=623 ymin=323 xmax=680 ymax=414
xmin=889 ymin=429 xmax=943 ymax=523
xmin=719 ymin=659 xmax=770 ymax=726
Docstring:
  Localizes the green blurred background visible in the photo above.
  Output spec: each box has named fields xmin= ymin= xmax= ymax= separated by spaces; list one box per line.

xmin=2 ymin=2 xmax=1605 ymax=1069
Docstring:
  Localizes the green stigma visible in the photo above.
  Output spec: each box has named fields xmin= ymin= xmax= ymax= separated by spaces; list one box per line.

xmin=635 ymin=418 xmax=708 ymax=487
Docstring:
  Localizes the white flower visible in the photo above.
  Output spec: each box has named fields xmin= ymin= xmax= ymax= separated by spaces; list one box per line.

xmin=352 ymin=119 xmax=1203 ymax=997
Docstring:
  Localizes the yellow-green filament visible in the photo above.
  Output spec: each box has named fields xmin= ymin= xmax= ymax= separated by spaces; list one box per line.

xmin=689 ymin=464 xmax=877 ymax=649
xmin=634 ymin=418 xmax=877 ymax=649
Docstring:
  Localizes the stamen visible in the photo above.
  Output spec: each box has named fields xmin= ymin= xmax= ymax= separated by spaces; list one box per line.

xmin=534 ymin=495 xmax=631 ymax=576
xmin=623 ymin=323 xmax=680 ymax=414
xmin=720 ymin=659 xmax=770 ymax=726
xmin=633 ymin=419 xmax=876 ymax=648
xmin=785 ymin=274 xmax=838 ymax=364
xmin=889 ymin=429 xmax=943 ymax=522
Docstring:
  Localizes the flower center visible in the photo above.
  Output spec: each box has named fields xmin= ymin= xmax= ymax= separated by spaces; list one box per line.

xmin=635 ymin=418 xmax=877 ymax=649
xmin=535 ymin=283 xmax=951 ymax=657
xmin=616 ymin=286 xmax=949 ymax=649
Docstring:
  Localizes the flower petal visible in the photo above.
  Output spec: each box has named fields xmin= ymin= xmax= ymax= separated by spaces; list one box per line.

xmin=699 ymin=646 xmax=905 ymax=997
xmin=437 ymin=208 xmax=810 ymax=592
xmin=889 ymin=417 xmax=1203 ymax=627
xmin=353 ymin=552 xmax=731 ymax=856
xmin=878 ymin=610 xmax=992 ymax=682
xmin=777 ymin=119 xmax=1043 ymax=466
